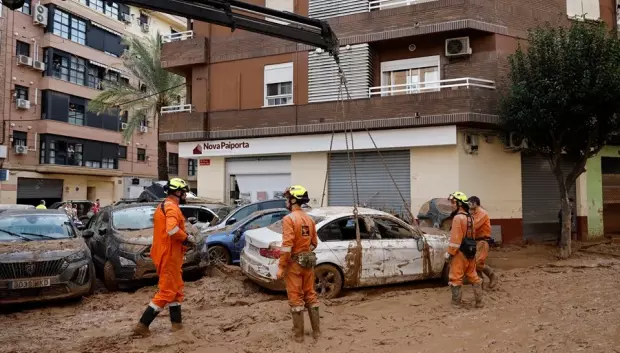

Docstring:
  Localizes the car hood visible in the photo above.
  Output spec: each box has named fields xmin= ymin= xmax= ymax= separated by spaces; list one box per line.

xmin=420 ymin=227 xmax=450 ymax=243
xmin=244 ymin=227 xmax=282 ymax=248
xmin=202 ymin=222 xmax=226 ymax=233
xmin=116 ymin=226 xmax=205 ymax=246
xmin=0 ymin=237 xmax=87 ymax=261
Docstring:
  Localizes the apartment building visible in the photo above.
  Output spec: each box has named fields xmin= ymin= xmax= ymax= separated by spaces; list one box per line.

xmin=158 ymin=0 xmax=618 ymax=243
xmin=0 ymin=0 xmax=194 ymax=207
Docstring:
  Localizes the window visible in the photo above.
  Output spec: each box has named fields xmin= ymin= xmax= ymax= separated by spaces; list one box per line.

xmin=260 ymin=199 xmax=286 ymax=210
xmin=88 ymin=0 xmax=104 ymax=13
xmin=105 ymin=70 xmax=120 ymax=82
xmin=230 ymin=204 xmax=260 ymax=222
xmin=14 ymin=85 xmax=28 ymax=101
xmin=112 ymin=206 xmax=156 ymax=230
xmin=51 ymin=52 xmax=86 ymax=86
xmin=85 ymin=160 xmax=101 ymax=168
xmin=317 ymin=217 xmax=372 ymax=242
xmin=88 ymin=65 xmax=105 ymax=89
xmin=53 ymin=9 xmax=87 ymax=45
xmin=168 ymin=153 xmax=179 ymax=175
xmin=566 ymin=0 xmax=600 ymax=20
xmin=264 ymin=62 xmax=293 ymax=106
xmin=70 ymin=56 xmax=86 ymax=85
xmin=245 ymin=212 xmax=287 ymax=230
xmin=16 ymin=40 xmax=30 ymax=57
xmin=137 ymin=148 xmax=146 ymax=161
xmin=139 ymin=13 xmax=148 ymax=25
xmin=52 ymin=54 xmax=70 ymax=81
xmin=105 ymin=2 xmax=118 ymax=18
xmin=44 ymin=140 xmax=84 ymax=166
xmin=39 ymin=135 xmax=118 ymax=168
xmin=12 ymin=131 xmax=27 ymax=147
xmin=68 ymin=103 xmax=85 ymax=126
xmin=372 ymin=217 xmax=414 ymax=239
xmin=380 ymin=56 xmax=440 ymax=96
xmin=102 ymin=158 xmax=115 ymax=169
xmin=188 ymin=159 xmax=197 ymax=176
xmin=197 ymin=209 xmax=214 ymax=223
xmin=67 ymin=143 xmax=83 ymax=166
xmin=118 ymin=146 xmax=127 ymax=159
xmin=17 ymin=0 xmax=31 ymax=15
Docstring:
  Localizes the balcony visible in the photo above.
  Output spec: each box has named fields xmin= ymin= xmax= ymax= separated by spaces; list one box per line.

xmin=160 ymin=31 xmax=209 ymax=75
xmin=368 ymin=0 xmax=437 ymax=11
xmin=368 ymin=77 xmax=495 ymax=97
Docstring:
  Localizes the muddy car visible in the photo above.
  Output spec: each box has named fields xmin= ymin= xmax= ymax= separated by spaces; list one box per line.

xmin=0 ymin=210 xmax=95 ymax=305
xmin=241 ymin=207 xmax=449 ymax=298
xmin=83 ymin=203 xmax=207 ymax=291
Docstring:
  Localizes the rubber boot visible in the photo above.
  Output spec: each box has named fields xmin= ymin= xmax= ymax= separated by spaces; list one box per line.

xmin=291 ymin=311 xmax=305 ymax=343
xmin=307 ymin=306 xmax=321 ymax=339
xmin=133 ymin=305 xmax=159 ymax=337
xmin=450 ymin=286 xmax=462 ymax=307
xmin=169 ymin=305 xmax=183 ymax=332
xmin=476 ymin=270 xmax=485 ymax=289
xmin=473 ymin=283 xmax=484 ymax=308
xmin=483 ymin=266 xmax=498 ymax=289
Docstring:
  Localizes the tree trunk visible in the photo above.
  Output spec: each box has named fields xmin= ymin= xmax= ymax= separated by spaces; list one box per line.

xmin=156 ymin=110 xmax=168 ymax=181
xmin=559 ymin=194 xmax=572 ymax=259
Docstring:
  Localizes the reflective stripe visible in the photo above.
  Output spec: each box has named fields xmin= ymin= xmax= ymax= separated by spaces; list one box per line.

xmin=280 ymin=246 xmax=292 ymax=252
xmin=287 ymin=213 xmax=296 ymax=222
xmin=168 ymin=302 xmax=180 ymax=307
xmin=149 ymin=301 xmax=163 ymax=312
xmin=449 ymin=242 xmax=460 ymax=248
xmin=168 ymin=226 xmax=180 ymax=236
xmin=291 ymin=306 xmax=305 ymax=312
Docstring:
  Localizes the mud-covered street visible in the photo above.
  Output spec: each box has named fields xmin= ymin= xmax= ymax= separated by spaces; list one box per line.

xmin=2 ymin=244 xmax=620 ymax=353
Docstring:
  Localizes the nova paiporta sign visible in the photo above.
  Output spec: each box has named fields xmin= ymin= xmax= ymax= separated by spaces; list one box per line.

xmin=192 ymin=141 xmax=250 ymax=155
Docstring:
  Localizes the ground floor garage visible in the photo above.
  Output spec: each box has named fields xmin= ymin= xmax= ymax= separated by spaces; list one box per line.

xmin=226 ymin=157 xmax=291 ymax=204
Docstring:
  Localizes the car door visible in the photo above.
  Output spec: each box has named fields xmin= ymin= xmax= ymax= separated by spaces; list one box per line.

xmin=89 ymin=210 xmax=110 ymax=266
xmin=196 ymin=207 xmax=217 ymax=228
xmin=228 ymin=203 xmax=260 ymax=225
xmin=371 ymin=216 xmax=423 ymax=282
xmin=318 ymin=215 xmax=385 ymax=287
xmin=232 ymin=211 xmax=288 ymax=257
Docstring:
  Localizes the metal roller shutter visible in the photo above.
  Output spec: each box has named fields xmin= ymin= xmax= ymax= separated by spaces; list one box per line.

xmin=17 ymin=178 xmax=64 ymax=199
xmin=328 ymin=150 xmax=411 ymax=220
xmin=521 ymin=154 xmax=576 ymax=241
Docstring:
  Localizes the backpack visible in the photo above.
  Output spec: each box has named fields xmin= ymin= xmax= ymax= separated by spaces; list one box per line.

xmin=458 ymin=212 xmax=477 ymax=259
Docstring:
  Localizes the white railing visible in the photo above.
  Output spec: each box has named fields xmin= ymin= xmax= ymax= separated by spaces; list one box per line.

xmin=368 ymin=0 xmax=437 ymax=11
xmin=368 ymin=77 xmax=495 ymax=97
xmin=160 ymin=104 xmax=193 ymax=114
xmin=161 ymin=30 xmax=194 ymax=43
xmin=265 ymin=94 xmax=294 ymax=107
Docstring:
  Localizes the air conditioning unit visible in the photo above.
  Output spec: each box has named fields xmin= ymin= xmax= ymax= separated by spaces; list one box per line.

xmin=33 ymin=3 xmax=49 ymax=27
xmin=15 ymin=145 xmax=28 ymax=155
xmin=445 ymin=37 xmax=472 ymax=57
xmin=140 ymin=23 xmax=149 ymax=33
xmin=16 ymin=99 xmax=31 ymax=109
xmin=140 ymin=125 xmax=148 ymax=133
xmin=32 ymin=60 xmax=45 ymax=71
xmin=121 ymin=13 xmax=132 ymax=23
xmin=17 ymin=55 xmax=33 ymax=66
xmin=121 ymin=122 xmax=128 ymax=130
xmin=504 ymin=132 xmax=528 ymax=151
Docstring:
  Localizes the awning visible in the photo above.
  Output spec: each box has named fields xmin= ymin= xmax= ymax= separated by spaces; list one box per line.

xmin=107 ymin=66 xmax=122 ymax=74
xmin=90 ymin=21 xmax=123 ymax=37
xmin=89 ymin=60 xmax=107 ymax=69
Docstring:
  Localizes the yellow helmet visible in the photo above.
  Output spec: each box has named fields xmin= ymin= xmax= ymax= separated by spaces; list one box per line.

xmin=165 ymin=178 xmax=190 ymax=193
xmin=284 ymin=185 xmax=309 ymax=202
xmin=448 ymin=191 xmax=468 ymax=203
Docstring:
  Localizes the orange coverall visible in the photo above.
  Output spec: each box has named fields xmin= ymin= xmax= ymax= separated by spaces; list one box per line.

xmin=150 ymin=197 xmax=188 ymax=309
xmin=472 ymin=207 xmax=492 ymax=270
xmin=448 ymin=212 xmax=481 ymax=286
xmin=279 ymin=209 xmax=319 ymax=310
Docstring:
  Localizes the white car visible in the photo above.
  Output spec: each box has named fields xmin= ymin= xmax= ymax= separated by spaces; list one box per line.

xmin=240 ymin=207 xmax=450 ymax=298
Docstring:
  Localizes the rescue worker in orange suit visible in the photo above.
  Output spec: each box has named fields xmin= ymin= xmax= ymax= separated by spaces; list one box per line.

xmin=446 ymin=191 xmax=483 ymax=308
xmin=133 ymin=178 xmax=196 ymax=336
xmin=276 ymin=185 xmax=320 ymax=342
xmin=468 ymin=196 xmax=498 ymax=289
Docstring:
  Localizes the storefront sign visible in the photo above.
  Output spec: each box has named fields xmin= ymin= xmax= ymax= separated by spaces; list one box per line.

xmin=199 ymin=159 xmax=211 ymax=166
xmin=180 ymin=125 xmax=456 ymax=158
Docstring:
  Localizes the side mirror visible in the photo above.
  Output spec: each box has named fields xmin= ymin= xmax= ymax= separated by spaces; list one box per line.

xmin=82 ymin=229 xmax=94 ymax=238
xmin=98 ymin=227 xmax=107 ymax=236
xmin=226 ymin=217 xmax=237 ymax=226
xmin=187 ymin=217 xmax=198 ymax=225
xmin=416 ymin=237 xmax=425 ymax=252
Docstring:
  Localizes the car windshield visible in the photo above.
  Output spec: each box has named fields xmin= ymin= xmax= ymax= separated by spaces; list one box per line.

xmin=0 ymin=214 xmax=76 ymax=242
xmin=112 ymin=206 xmax=157 ymax=230
xmin=266 ymin=215 xmax=326 ymax=233
xmin=212 ymin=206 xmax=233 ymax=220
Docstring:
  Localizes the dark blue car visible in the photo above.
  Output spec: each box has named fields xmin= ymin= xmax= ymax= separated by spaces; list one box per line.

xmin=202 ymin=208 xmax=289 ymax=265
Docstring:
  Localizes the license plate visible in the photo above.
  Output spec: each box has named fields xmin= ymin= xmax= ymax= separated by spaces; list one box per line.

xmin=10 ymin=278 xmax=51 ymax=289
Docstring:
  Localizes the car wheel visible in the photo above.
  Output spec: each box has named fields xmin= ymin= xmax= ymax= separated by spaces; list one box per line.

xmin=441 ymin=263 xmax=450 ymax=286
xmin=314 ymin=264 xmax=343 ymax=299
xmin=208 ymin=245 xmax=231 ymax=265
xmin=103 ymin=261 xmax=119 ymax=292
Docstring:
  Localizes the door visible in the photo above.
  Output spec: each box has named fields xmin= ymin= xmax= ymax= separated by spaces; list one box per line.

xmin=87 ymin=187 xmax=96 ymax=201
xmin=370 ymin=216 xmax=423 ymax=281
xmin=317 ymin=216 xmax=384 ymax=286
xmin=17 ymin=177 xmax=64 ymax=205
xmin=328 ymin=150 xmax=412 ymax=222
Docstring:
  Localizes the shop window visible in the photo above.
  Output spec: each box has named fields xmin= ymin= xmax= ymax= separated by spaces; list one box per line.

xmin=12 ymin=131 xmax=27 ymax=147
xmin=14 ymin=85 xmax=28 ymax=101
xmin=118 ymin=146 xmax=127 ymax=159
xmin=16 ymin=40 xmax=30 ymax=57
xmin=264 ymin=62 xmax=293 ymax=106
xmin=168 ymin=153 xmax=179 ymax=175
xmin=188 ymin=159 xmax=197 ymax=176
xmin=137 ymin=148 xmax=146 ymax=161
xmin=68 ymin=103 xmax=85 ymax=126
xmin=53 ymin=9 xmax=87 ymax=45
xmin=16 ymin=0 xmax=31 ymax=15
xmin=380 ymin=56 xmax=440 ymax=96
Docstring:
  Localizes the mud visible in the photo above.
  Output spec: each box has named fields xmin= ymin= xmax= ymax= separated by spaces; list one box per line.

xmin=0 ymin=238 xmax=86 ymax=254
xmin=3 ymin=245 xmax=620 ymax=353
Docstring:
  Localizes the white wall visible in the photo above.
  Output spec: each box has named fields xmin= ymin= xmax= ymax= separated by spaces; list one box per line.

xmin=410 ymin=146 xmax=459 ymax=215
xmin=291 ymin=153 xmax=328 ymax=207
xmin=196 ymin=157 xmax=226 ymax=202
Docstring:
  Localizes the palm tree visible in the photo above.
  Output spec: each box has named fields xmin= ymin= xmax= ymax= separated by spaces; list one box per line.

xmin=88 ymin=34 xmax=185 ymax=181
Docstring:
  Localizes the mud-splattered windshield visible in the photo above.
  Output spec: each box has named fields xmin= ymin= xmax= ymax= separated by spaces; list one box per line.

xmin=0 ymin=214 xmax=76 ymax=242
xmin=112 ymin=206 xmax=156 ymax=230
xmin=266 ymin=215 xmax=326 ymax=233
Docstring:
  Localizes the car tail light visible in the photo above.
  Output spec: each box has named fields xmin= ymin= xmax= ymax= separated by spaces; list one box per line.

xmin=259 ymin=243 xmax=281 ymax=259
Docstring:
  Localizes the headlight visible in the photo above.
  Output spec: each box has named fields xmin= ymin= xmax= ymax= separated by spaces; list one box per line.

xmin=65 ymin=250 xmax=87 ymax=262
xmin=119 ymin=243 xmax=148 ymax=253
xmin=119 ymin=256 xmax=136 ymax=267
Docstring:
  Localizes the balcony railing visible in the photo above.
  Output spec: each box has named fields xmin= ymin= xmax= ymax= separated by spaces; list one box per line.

xmin=161 ymin=31 xmax=194 ymax=43
xmin=368 ymin=0 xmax=437 ymax=11
xmin=368 ymin=77 xmax=495 ymax=97
xmin=161 ymin=104 xmax=193 ymax=114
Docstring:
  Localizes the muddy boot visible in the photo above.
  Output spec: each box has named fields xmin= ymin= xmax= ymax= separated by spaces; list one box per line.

xmin=307 ymin=306 xmax=321 ymax=339
xmin=450 ymin=286 xmax=462 ymax=307
xmin=473 ymin=284 xmax=484 ymax=308
xmin=291 ymin=310 xmax=305 ymax=343
xmin=133 ymin=305 xmax=159 ymax=337
xmin=169 ymin=304 xmax=183 ymax=332
xmin=476 ymin=270 xmax=485 ymax=289
xmin=483 ymin=266 xmax=498 ymax=289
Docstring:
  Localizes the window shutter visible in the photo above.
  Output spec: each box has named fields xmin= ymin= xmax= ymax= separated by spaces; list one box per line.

xmin=264 ymin=63 xmax=293 ymax=84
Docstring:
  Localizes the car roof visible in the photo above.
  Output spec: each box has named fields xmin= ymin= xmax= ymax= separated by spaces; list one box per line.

xmin=1 ymin=209 xmax=68 ymax=216
xmin=306 ymin=206 xmax=391 ymax=220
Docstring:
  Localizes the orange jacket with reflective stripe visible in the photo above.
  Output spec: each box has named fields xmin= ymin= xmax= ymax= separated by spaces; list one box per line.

xmin=278 ymin=208 xmax=318 ymax=268
xmin=448 ymin=212 xmax=474 ymax=256
xmin=472 ymin=207 xmax=491 ymax=239
xmin=150 ymin=197 xmax=188 ymax=273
